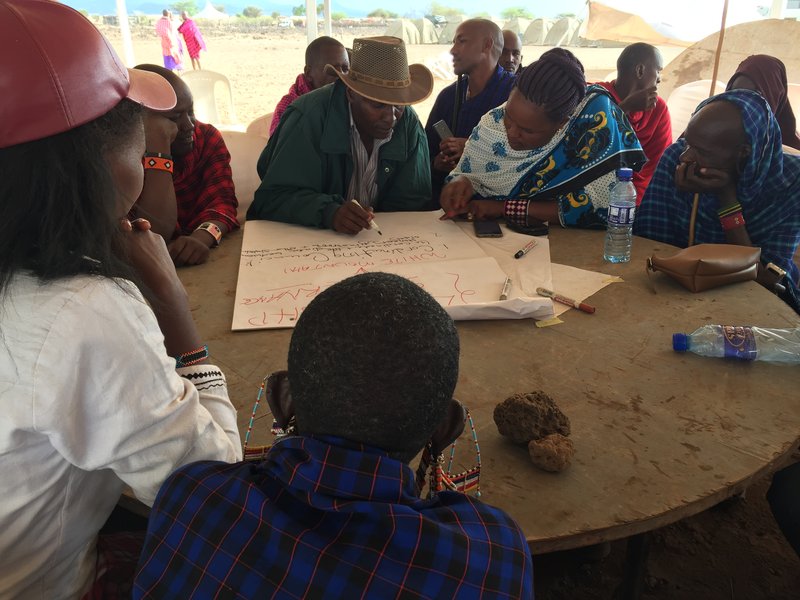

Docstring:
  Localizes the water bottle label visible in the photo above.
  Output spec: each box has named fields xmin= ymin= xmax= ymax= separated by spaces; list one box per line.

xmin=608 ymin=203 xmax=635 ymax=225
xmin=722 ymin=326 xmax=757 ymax=360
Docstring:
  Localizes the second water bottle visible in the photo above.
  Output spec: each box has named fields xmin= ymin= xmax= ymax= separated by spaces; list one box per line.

xmin=603 ymin=168 xmax=637 ymax=263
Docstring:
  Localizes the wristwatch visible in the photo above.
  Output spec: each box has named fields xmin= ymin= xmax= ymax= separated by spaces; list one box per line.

xmin=196 ymin=222 xmax=223 ymax=246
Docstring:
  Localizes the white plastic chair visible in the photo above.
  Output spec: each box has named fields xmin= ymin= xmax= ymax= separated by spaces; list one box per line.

xmin=182 ymin=70 xmax=241 ymax=129
xmin=219 ymin=130 xmax=267 ymax=223
xmin=246 ymin=113 xmax=274 ymax=139
xmin=666 ymin=80 xmax=726 ymax=141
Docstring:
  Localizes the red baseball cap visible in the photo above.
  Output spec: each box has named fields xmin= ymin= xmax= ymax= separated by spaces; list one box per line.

xmin=0 ymin=0 xmax=176 ymax=149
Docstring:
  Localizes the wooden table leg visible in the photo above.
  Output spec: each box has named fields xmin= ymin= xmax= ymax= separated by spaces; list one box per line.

xmin=618 ymin=532 xmax=652 ymax=600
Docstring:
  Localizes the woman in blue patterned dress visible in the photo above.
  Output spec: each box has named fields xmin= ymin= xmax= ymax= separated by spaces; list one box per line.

xmin=440 ymin=48 xmax=645 ymax=229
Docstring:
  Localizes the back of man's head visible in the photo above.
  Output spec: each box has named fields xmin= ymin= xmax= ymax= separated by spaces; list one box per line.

xmin=617 ymin=43 xmax=659 ymax=75
xmin=305 ymin=36 xmax=345 ymax=68
xmin=288 ymin=272 xmax=460 ymax=463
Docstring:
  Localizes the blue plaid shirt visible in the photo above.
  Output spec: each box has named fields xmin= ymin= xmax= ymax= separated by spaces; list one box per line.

xmin=134 ymin=435 xmax=533 ymax=599
xmin=635 ymin=90 xmax=800 ymax=284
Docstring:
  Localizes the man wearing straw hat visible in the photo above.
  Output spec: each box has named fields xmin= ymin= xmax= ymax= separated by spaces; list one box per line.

xmin=247 ymin=36 xmax=433 ymax=234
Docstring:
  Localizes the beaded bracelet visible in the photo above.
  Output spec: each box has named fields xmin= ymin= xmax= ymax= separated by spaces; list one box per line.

xmin=717 ymin=203 xmax=743 ymax=218
xmin=720 ymin=211 xmax=746 ymax=231
xmin=175 ymin=344 xmax=209 ymax=368
xmin=504 ymin=199 xmax=529 ymax=227
xmin=143 ymin=152 xmax=174 ymax=174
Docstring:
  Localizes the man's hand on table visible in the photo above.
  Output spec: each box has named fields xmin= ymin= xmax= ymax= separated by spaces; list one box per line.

xmin=169 ymin=232 xmax=211 ymax=266
xmin=332 ymin=200 xmax=373 ymax=235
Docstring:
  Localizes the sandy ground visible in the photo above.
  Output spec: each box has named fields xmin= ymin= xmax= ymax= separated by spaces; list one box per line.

xmin=104 ymin=26 xmax=684 ymax=130
xmin=103 ymin=26 xmax=799 ymax=600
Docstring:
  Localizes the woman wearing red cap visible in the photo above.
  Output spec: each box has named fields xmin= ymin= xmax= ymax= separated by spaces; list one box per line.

xmin=0 ymin=1 xmax=241 ymax=597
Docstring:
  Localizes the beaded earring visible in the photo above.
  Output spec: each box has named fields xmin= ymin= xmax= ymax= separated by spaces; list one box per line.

xmin=242 ymin=374 xmax=296 ymax=462
xmin=415 ymin=408 xmax=482 ymax=499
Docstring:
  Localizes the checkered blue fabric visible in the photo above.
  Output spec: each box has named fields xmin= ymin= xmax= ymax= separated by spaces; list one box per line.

xmin=134 ymin=435 xmax=533 ymax=599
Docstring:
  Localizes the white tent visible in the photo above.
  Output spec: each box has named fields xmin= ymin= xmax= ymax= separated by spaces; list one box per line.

xmin=502 ymin=17 xmax=531 ymax=35
xmin=413 ymin=18 xmax=439 ymax=44
xmin=523 ymin=18 xmax=554 ymax=45
xmin=438 ymin=15 xmax=467 ymax=44
xmin=659 ymin=18 xmax=800 ymax=99
xmin=544 ymin=17 xmax=580 ymax=46
xmin=195 ymin=1 xmax=230 ymax=20
xmin=385 ymin=19 xmax=420 ymax=45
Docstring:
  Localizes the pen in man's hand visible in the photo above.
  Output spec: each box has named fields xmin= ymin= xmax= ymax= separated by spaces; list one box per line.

xmin=351 ymin=199 xmax=381 ymax=235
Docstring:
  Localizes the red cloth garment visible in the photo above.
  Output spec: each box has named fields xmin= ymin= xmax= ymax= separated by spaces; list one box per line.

xmin=269 ymin=73 xmax=313 ymax=136
xmin=154 ymin=16 xmax=175 ymax=57
xmin=173 ymin=121 xmax=239 ymax=235
xmin=81 ymin=531 xmax=145 ymax=600
xmin=177 ymin=18 xmax=206 ymax=60
xmin=726 ymin=55 xmax=800 ymax=151
xmin=597 ymin=81 xmax=673 ymax=204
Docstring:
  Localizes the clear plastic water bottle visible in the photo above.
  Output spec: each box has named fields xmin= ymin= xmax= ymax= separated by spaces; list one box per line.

xmin=603 ymin=168 xmax=637 ymax=263
xmin=672 ymin=325 xmax=800 ymax=363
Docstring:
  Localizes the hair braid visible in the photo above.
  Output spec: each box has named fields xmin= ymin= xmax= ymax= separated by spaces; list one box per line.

xmin=515 ymin=48 xmax=586 ymax=122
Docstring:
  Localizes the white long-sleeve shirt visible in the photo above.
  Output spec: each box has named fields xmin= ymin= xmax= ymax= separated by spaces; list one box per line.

xmin=0 ymin=273 xmax=242 ymax=599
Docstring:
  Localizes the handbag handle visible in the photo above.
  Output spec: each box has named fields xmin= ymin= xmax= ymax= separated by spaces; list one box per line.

xmin=645 ymin=257 xmax=658 ymax=294
xmin=687 ymin=192 xmax=700 ymax=247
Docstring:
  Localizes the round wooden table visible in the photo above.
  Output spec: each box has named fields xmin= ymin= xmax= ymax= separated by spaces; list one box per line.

xmin=180 ymin=226 xmax=800 ymax=555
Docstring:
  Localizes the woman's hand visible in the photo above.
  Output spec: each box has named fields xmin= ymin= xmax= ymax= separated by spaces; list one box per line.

xmin=468 ymin=200 xmax=505 ymax=220
xmin=121 ymin=218 xmax=202 ymax=357
xmin=122 ymin=218 xmax=184 ymax=299
xmin=440 ymin=176 xmax=475 ymax=217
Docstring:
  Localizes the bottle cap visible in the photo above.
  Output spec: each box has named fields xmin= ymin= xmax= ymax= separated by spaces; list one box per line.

xmin=672 ymin=333 xmax=689 ymax=352
xmin=616 ymin=168 xmax=633 ymax=181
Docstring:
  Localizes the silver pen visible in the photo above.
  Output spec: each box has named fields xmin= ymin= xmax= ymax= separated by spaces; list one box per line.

xmin=499 ymin=277 xmax=512 ymax=301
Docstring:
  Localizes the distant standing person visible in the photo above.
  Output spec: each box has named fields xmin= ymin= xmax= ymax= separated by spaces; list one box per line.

xmin=269 ymin=36 xmax=350 ymax=136
xmin=178 ymin=11 xmax=206 ymax=70
xmin=155 ymin=9 xmax=182 ymax=71
xmin=500 ymin=29 xmax=523 ymax=74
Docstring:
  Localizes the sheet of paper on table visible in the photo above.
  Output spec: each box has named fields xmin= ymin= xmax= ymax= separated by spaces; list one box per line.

xmin=550 ymin=263 xmax=619 ymax=317
xmin=456 ymin=221 xmax=617 ymax=318
xmin=232 ymin=212 xmax=555 ymax=330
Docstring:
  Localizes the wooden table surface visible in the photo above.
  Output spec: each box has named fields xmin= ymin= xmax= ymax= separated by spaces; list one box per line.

xmin=180 ymin=225 xmax=800 ymax=554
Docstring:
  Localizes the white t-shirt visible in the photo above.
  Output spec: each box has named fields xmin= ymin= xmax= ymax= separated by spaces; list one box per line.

xmin=0 ymin=273 xmax=242 ymax=599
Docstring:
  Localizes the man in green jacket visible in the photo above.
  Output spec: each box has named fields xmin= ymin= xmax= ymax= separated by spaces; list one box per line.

xmin=247 ymin=36 xmax=434 ymax=234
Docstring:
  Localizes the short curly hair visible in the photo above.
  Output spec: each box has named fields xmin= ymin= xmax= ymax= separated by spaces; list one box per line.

xmin=288 ymin=272 xmax=460 ymax=463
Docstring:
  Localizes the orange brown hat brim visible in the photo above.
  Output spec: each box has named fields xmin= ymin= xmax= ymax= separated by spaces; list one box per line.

xmin=325 ymin=63 xmax=433 ymax=106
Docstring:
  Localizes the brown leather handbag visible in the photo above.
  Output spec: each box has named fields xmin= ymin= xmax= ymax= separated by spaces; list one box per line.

xmin=646 ymin=244 xmax=761 ymax=292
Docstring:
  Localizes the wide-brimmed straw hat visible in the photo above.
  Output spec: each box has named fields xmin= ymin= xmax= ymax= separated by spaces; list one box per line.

xmin=325 ymin=36 xmax=433 ymax=106
xmin=0 ymin=0 xmax=176 ymax=149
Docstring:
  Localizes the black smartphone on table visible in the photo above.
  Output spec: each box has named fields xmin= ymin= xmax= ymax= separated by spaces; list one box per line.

xmin=473 ymin=220 xmax=503 ymax=238
xmin=505 ymin=221 xmax=549 ymax=237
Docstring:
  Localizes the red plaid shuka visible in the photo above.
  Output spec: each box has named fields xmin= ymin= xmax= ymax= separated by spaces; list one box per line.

xmin=81 ymin=531 xmax=145 ymax=600
xmin=269 ymin=73 xmax=312 ymax=136
xmin=173 ymin=121 xmax=240 ymax=236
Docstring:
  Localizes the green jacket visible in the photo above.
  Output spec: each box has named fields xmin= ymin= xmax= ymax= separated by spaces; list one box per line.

xmin=247 ymin=81 xmax=432 ymax=228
